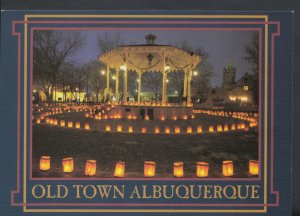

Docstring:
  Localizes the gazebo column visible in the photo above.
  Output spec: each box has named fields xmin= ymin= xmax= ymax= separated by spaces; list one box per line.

xmin=183 ymin=69 xmax=187 ymax=97
xmin=106 ymin=64 xmax=110 ymax=94
xmin=187 ymin=66 xmax=192 ymax=105
xmin=137 ymin=72 xmax=142 ymax=104
xmin=123 ymin=66 xmax=128 ymax=104
xmin=162 ymin=54 xmax=167 ymax=105
xmin=115 ymin=68 xmax=119 ymax=102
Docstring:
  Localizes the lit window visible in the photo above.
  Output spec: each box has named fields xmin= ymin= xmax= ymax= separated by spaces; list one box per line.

xmin=243 ymin=86 xmax=249 ymax=91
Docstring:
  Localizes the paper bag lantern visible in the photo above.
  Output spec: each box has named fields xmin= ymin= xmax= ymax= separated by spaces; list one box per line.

xmin=39 ymin=156 xmax=50 ymax=171
xmin=114 ymin=161 xmax=125 ymax=177
xmin=144 ymin=161 xmax=156 ymax=177
xmin=197 ymin=126 xmax=203 ymax=133
xmin=249 ymin=160 xmax=259 ymax=175
xmin=231 ymin=124 xmax=236 ymax=130
xmin=165 ymin=127 xmax=170 ymax=134
xmin=75 ymin=122 xmax=80 ymax=129
xmin=60 ymin=120 xmax=65 ymax=127
xmin=174 ymin=162 xmax=184 ymax=177
xmin=196 ymin=162 xmax=209 ymax=177
xmin=141 ymin=127 xmax=147 ymax=134
xmin=155 ymin=127 xmax=160 ymax=134
xmin=67 ymin=121 xmax=73 ymax=128
xmin=117 ymin=125 xmax=122 ymax=132
xmin=175 ymin=126 xmax=181 ymax=134
xmin=128 ymin=126 xmax=133 ymax=133
xmin=209 ymin=126 xmax=214 ymax=133
xmin=222 ymin=160 xmax=234 ymax=177
xmin=217 ymin=125 xmax=223 ymax=132
xmin=106 ymin=124 xmax=111 ymax=132
xmin=187 ymin=126 xmax=193 ymax=134
xmin=84 ymin=123 xmax=90 ymax=130
xmin=85 ymin=160 xmax=96 ymax=176
xmin=62 ymin=157 xmax=74 ymax=173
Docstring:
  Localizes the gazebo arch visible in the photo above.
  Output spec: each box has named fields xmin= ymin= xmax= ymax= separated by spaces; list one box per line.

xmin=99 ymin=34 xmax=201 ymax=106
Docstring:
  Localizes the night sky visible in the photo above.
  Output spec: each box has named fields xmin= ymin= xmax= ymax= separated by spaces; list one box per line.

xmin=70 ymin=30 xmax=256 ymax=86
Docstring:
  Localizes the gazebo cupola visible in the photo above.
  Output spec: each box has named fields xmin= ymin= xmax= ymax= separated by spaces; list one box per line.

xmin=145 ymin=34 xmax=157 ymax=45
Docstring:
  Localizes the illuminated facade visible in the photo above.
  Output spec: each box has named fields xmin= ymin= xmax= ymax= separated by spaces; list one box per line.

xmin=202 ymin=63 xmax=257 ymax=107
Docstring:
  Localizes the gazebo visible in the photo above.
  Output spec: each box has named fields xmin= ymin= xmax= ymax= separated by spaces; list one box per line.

xmin=99 ymin=34 xmax=201 ymax=106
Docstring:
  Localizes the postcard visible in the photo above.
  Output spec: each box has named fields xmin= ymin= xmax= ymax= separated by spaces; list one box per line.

xmin=0 ymin=11 xmax=293 ymax=215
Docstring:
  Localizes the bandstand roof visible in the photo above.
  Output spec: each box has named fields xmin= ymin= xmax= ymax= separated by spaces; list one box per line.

xmin=99 ymin=37 xmax=201 ymax=73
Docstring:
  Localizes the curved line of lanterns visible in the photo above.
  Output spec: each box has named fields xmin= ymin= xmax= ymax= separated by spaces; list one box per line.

xmin=40 ymin=157 xmax=259 ymax=178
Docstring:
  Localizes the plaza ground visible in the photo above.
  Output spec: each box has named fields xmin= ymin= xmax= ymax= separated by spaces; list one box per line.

xmin=32 ymin=113 xmax=258 ymax=178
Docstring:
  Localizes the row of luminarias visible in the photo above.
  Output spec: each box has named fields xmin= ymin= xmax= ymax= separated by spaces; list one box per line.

xmin=40 ymin=157 xmax=259 ymax=177
xmin=37 ymin=118 xmax=249 ymax=133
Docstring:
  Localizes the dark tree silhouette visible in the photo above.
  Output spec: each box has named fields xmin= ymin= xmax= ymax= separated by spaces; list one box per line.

xmin=33 ymin=30 xmax=84 ymax=102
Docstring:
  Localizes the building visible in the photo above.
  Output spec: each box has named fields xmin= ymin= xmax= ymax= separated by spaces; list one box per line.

xmin=201 ymin=63 xmax=257 ymax=108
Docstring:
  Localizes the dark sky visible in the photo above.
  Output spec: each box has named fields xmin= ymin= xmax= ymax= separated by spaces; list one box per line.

xmin=70 ymin=30 xmax=256 ymax=86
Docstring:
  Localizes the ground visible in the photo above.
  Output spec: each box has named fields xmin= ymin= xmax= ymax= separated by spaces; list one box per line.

xmin=32 ymin=112 xmax=258 ymax=178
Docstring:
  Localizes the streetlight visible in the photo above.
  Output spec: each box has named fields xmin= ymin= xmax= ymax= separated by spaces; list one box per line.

xmin=193 ymin=71 xmax=198 ymax=76
xmin=120 ymin=65 xmax=126 ymax=71
xmin=101 ymin=70 xmax=105 ymax=75
xmin=164 ymin=65 xmax=170 ymax=71
xmin=112 ymin=75 xmax=116 ymax=80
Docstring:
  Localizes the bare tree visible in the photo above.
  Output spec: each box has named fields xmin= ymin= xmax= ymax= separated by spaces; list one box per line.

xmin=243 ymin=32 xmax=259 ymax=105
xmin=142 ymin=72 xmax=162 ymax=100
xmin=244 ymin=32 xmax=259 ymax=75
xmin=169 ymin=40 xmax=213 ymax=101
xmin=85 ymin=60 xmax=106 ymax=102
xmin=33 ymin=30 xmax=84 ymax=102
xmin=97 ymin=32 xmax=122 ymax=54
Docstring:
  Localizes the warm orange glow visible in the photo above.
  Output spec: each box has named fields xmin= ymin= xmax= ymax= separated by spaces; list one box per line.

xmin=191 ymin=114 xmax=195 ymax=119
xmin=132 ymin=115 xmax=137 ymax=120
xmin=127 ymin=114 xmax=132 ymax=120
xmin=84 ymin=123 xmax=90 ymax=130
xmin=155 ymin=127 xmax=160 ymax=134
xmin=60 ymin=120 xmax=65 ymax=127
xmin=117 ymin=125 xmax=122 ymax=132
xmin=75 ymin=122 xmax=80 ymax=129
xmin=224 ymin=124 xmax=229 ymax=131
xmin=144 ymin=161 xmax=156 ymax=177
xmin=172 ymin=116 xmax=177 ymax=120
xmin=114 ymin=161 xmax=125 ymax=177
xmin=85 ymin=113 xmax=90 ymax=118
xmin=160 ymin=116 xmax=165 ymax=121
xmin=209 ymin=126 xmax=214 ymax=132
xmin=182 ymin=115 xmax=188 ymax=120
xmin=39 ymin=156 xmax=50 ymax=171
xmin=249 ymin=160 xmax=259 ymax=175
xmin=36 ymin=118 xmax=41 ymax=124
xmin=197 ymin=126 xmax=203 ymax=133
xmin=141 ymin=127 xmax=147 ymax=134
xmin=46 ymin=118 xmax=50 ymax=123
xmin=144 ymin=115 xmax=149 ymax=120
xmin=85 ymin=160 xmax=96 ymax=176
xmin=237 ymin=124 xmax=241 ymax=129
xmin=231 ymin=124 xmax=236 ymax=130
xmin=62 ymin=157 xmax=74 ymax=173
xmin=53 ymin=119 xmax=58 ymax=125
xmin=187 ymin=126 xmax=192 ymax=134
xmin=128 ymin=126 xmax=133 ymax=133
xmin=49 ymin=119 xmax=54 ymax=125
xmin=240 ymin=123 xmax=246 ymax=129
xmin=165 ymin=127 xmax=170 ymax=134
xmin=217 ymin=125 xmax=223 ymax=132
xmin=196 ymin=162 xmax=209 ymax=177
xmin=174 ymin=162 xmax=184 ymax=177
xmin=245 ymin=126 xmax=249 ymax=132
xmin=175 ymin=126 xmax=181 ymax=134
xmin=106 ymin=124 xmax=111 ymax=132
xmin=222 ymin=160 xmax=234 ymax=177
xmin=67 ymin=121 xmax=73 ymax=128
